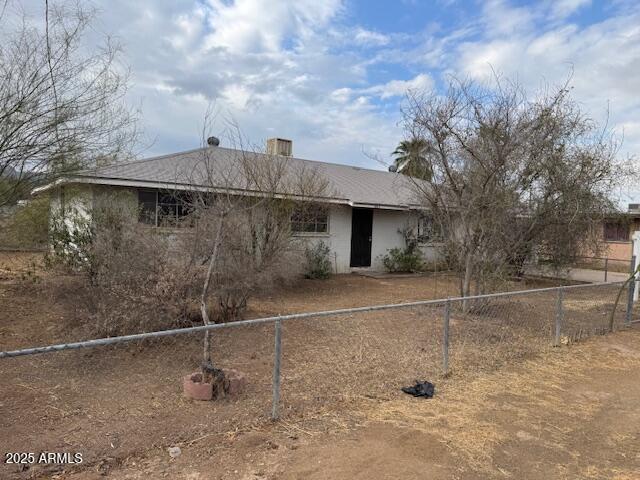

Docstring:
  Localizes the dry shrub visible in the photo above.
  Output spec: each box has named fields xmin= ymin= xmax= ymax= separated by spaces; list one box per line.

xmin=200 ymin=203 xmax=305 ymax=323
xmin=0 ymin=196 xmax=49 ymax=249
xmin=48 ymin=196 xmax=203 ymax=337
xmin=49 ymin=192 xmax=307 ymax=337
xmin=85 ymin=235 xmax=203 ymax=337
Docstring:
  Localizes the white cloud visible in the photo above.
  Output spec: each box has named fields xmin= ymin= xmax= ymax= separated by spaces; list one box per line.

xmin=353 ymin=27 xmax=390 ymax=47
xmin=457 ymin=11 xmax=640 ymax=115
xmin=328 ymin=73 xmax=433 ymax=104
xmin=481 ymin=0 xmax=537 ymax=38
xmin=204 ymin=0 xmax=342 ymax=54
xmin=73 ymin=0 xmax=404 ymax=166
xmin=33 ymin=0 xmax=638 ymax=186
xmin=549 ymin=0 xmax=592 ymax=20
xmin=366 ymin=74 xmax=434 ymax=99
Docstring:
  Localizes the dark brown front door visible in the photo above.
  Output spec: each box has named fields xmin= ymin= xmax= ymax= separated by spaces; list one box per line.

xmin=350 ymin=208 xmax=373 ymax=267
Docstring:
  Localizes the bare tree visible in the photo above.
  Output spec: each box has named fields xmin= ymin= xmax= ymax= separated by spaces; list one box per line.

xmin=179 ymin=118 xmax=330 ymax=393
xmin=402 ymin=75 xmax=633 ymax=308
xmin=0 ymin=1 xmax=139 ymax=206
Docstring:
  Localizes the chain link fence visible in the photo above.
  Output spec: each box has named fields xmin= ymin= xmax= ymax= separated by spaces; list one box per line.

xmin=574 ymin=255 xmax=634 ymax=275
xmin=526 ymin=254 xmax=635 ymax=283
xmin=0 ymin=280 xmax=637 ymax=477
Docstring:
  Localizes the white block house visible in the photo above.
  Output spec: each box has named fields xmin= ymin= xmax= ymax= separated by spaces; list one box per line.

xmin=36 ymin=139 xmax=441 ymax=273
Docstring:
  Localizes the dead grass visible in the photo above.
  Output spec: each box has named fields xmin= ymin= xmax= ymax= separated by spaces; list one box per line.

xmin=0 ymin=252 xmax=636 ymax=479
xmin=345 ymin=330 xmax=640 ymax=477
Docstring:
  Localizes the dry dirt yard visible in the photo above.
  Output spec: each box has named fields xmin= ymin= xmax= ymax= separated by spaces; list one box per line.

xmin=1 ymin=252 xmax=638 ymax=479
xmin=46 ymin=330 xmax=640 ymax=480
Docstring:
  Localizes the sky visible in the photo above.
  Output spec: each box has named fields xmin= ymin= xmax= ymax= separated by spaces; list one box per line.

xmin=13 ymin=0 xmax=640 ymax=201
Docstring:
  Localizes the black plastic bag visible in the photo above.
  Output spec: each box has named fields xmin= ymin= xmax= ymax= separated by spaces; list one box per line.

xmin=401 ymin=380 xmax=435 ymax=398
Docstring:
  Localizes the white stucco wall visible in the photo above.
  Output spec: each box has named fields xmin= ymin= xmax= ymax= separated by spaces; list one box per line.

xmin=370 ymin=209 xmax=411 ymax=270
xmin=327 ymin=205 xmax=353 ymax=273
xmin=293 ymin=204 xmax=352 ymax=273
xmin=299 ymin=205 xmax=442 ymax=273
xmin=49 ymin=184 xmax=443 ymax=274
xmin=417 ymin=243 xmax=443 ymax=264
xmin=49 ymin=184 xmax=94 ymax=228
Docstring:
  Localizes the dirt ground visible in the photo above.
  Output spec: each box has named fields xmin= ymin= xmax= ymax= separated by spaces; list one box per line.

xmin=1 ymin=252 xmax=638 ymax=479
xmin=37 ymin=330 xmax=640 ymax=480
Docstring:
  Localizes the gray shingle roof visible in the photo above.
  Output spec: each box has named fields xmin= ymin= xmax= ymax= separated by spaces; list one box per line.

xmin=74 ymin=146 xmax=422 ymax=209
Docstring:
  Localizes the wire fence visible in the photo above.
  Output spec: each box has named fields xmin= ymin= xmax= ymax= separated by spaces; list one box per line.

xmin=528 ymin=254 xmax=635 ymax=283
xmin=573 ymin=255 xmax=634 ymax=277
xmin=0 ymin=280 xmax=637 ymax=477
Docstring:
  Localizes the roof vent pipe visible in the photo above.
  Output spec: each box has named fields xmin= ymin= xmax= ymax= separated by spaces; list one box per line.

xmin=388 ymin=164 xmax=398 ymax=173
xmin=207 ymin=136 xmax=220 ymax=147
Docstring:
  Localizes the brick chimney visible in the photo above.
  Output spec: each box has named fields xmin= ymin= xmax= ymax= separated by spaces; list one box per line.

xmin=266 ymin=138 xmax=292 ymax=157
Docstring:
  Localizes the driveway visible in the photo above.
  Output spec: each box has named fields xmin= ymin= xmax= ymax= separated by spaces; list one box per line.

xmin=528 ymin=265 xmax=629 ymax=283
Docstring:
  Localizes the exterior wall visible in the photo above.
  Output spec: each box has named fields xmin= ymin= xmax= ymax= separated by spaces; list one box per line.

xmin=49 ymin=184 xmax=138 ymax=230
xmin=49 ymin=184 xmax=441 ymax=274
xmin=584 ymin=218 xmax=640 ymax=261
xmin=299 ymin=206 xmax=442 ymax=273
xmin=293 ymin=204 xmax=352 ymax=274
xmin=601 ymin=241 xmax=632 ymax=261
xmin=417 ymin=243 xmax=445 ymax=265
xmin=49 ymin=184 xmax=94 ymax=228
xmin=370 ymin=209 xmax=410 ymax=270
xmin=328 ymin=205 xmax=353 ymax=273
xmin=92 ymin=185 xmax=137 ymax=213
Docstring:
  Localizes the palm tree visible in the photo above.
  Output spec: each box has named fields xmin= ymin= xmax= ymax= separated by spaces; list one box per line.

xmin=391 ymin=137 xmax=432 ymax=180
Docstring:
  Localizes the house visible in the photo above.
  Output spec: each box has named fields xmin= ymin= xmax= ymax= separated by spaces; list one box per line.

xmin=34 ymin=138 xmax=441 ymax=273
xmin=591 ymin=205 xmax=640 ymax=261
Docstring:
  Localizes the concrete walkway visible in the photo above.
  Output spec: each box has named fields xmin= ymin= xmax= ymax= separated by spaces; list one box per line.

xmin=527 ymin=266 xmax=628 ymax=283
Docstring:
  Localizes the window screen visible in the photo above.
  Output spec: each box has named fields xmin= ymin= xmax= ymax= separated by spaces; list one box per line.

xmin=291 ymin=205 xmax=328 ymax=233
xmin=603 ymin=221 xmax=628 ymax=242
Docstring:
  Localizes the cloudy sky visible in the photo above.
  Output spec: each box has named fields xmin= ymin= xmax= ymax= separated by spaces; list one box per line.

xmin=15 ymin=0 xmax=640 ymax=199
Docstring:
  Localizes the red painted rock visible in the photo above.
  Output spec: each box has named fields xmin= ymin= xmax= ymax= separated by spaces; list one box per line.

xmin=183 ymin=372 xmax=213 ymax=401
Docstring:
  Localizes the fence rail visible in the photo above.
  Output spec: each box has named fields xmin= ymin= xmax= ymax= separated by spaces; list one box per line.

xmin=2 ymin=279 xmax=638 ymax=474
xmin=528 ymin=255 xmax=634 ymax=283
xmin=1 ymin=279 xmax=637 ymax=424
xmin=0 ymin=280 xmax=628 ymax=360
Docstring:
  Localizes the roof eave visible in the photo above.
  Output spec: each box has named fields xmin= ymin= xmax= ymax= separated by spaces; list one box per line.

xmin=35 ymin=175 xmax=419 ymax=211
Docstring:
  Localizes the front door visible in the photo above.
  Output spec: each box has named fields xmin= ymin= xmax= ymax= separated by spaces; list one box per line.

xmin=350 ymin=208 xmax=373 ymax=267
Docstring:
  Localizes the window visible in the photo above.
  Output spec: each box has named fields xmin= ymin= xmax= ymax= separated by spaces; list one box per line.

xmin=603 ymin=221 xmax=629 ymax=242
xmin=417 ymin=214 xmax=443 ymax=243
xmin=138 ymin=190 xmax=194 ymax=227
xmin=291 ymin=205 xmax=328 ymax=234
xmin=138 ymin=190 xmax=156 ymax=225
xmin=157 ymin=192 xmax=193 ymax=227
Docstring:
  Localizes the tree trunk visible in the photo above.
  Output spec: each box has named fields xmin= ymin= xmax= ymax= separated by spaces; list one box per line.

xmin=461 ymin=252 xmax=473 ymax=313
xmin=201 ymin=213 xmax=225 ymax=379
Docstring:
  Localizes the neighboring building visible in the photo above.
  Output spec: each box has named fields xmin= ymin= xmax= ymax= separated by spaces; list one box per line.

xmin=590 ymin=205 xmax=640 ymax=261
xmin=34 ymin=138 xmax=441 ymax=273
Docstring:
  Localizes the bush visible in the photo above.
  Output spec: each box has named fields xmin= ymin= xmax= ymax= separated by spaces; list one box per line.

xmin=381 ymin=245 xmax=424 ymax=273
xmin=48 ymin=205 xmax=93 ymax=271
xmin=47 ymin=196 xmax=202 ymax=336
xmin=0 ymin=196 xmax=50 ymax=249
xmin=304 ymin=241 xmax=332 ymax=279
xmin=47 ymin=190 xmax=326 ymax=336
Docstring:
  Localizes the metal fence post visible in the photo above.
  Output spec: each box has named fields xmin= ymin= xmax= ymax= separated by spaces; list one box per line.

xmin=625 ymin=255 xmax=636 ymax=326
xmin=554 ymin=287 xmax=564 ymax=347
xmin=271 ymin=319 xmax=282 ymax=421
xmin=604 ymin=258 xmax=608 ymax=282
xmin=442 ymin=300 xmax=451 ymax=376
